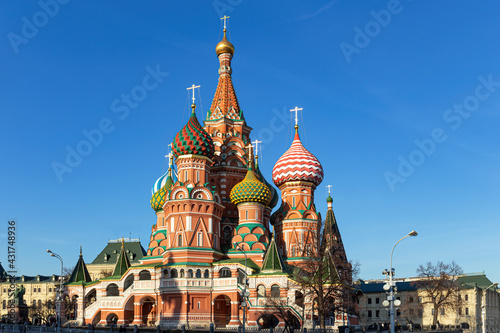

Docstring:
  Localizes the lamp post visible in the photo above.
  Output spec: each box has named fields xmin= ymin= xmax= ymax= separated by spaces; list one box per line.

xmin=47 ymin=250 xmax=64 ymax=333
xmin=481 ymin=282 xmax=498 ymax=333
xmin=234 ymin=243 xmax=248 ymax=333
xmin=383 ymin=231 xmax=418 ymax=333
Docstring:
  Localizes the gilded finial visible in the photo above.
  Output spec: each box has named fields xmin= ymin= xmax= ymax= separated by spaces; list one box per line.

xmin=216 ymin=16 xmax=235 ymax=56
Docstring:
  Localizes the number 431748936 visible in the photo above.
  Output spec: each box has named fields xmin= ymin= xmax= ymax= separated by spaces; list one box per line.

xmin=8 ymin=221 xmax=15 ymax=269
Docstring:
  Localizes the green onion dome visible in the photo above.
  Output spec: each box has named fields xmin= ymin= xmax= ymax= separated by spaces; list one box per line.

xmin=150 ymin=168 xmax=175 ymax=211
xmin=230 ymin=164 xmax=272 ymax=206
xmin=254 ymin=157 xmax=279 ymax=209
xmin=172 ymin=104 xmax=214 ymax=159
xmin=326 ymin=194 xmax=333 ymax=203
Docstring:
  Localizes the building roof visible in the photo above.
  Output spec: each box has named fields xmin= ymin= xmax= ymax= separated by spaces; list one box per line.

xmin=112 ymin=240 xmax=131 ymax=277
xmin=67 ymin=248 xmax=92 ymax=283
xmin=91 ymin=238 xmax=146 ymax=265
xmin=457 ymin=273 xmax=496 ymax=290
xmin=0 ymin=275 xmax=61 ymax=284
xmin=356 ymin=280 xmax=419 ymax=293
xmin=261 ymin=235 xmax=287 ymax=274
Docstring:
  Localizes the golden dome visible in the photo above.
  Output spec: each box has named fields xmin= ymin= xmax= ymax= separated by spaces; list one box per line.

xmin=215 ymin=30 xmax=235 ymax=56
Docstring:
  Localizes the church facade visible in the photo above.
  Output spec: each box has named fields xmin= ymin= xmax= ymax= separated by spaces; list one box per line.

xmin=64 ymin=23 xmax=351 ymax=329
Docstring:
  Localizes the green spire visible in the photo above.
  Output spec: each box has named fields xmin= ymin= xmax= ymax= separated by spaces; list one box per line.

xmin=113 ymin=239 xmax=131 ymax=277
xmin=261 ymin=234 xmax=286 ymax=273
xmin=68 ymin=246 xmax=92 ymax=283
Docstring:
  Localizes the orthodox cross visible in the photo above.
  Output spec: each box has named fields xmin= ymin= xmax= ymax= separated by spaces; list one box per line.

xmin=165 ymin=151 xmax=174 ymax=167
xmin=220 ymin=15 xmax=230 ymax=30
xmin=187 ymin=84 xmax=201 ymax=104
xmin=252 ymin=140 xmax=262 ymax=157
xmin=245 ymin=143 xmax=254 ymax=162
xmin=326 ymin=185 xmax=332 ymax=195
xmin=290 ymin=106 xmax=303 ymax=126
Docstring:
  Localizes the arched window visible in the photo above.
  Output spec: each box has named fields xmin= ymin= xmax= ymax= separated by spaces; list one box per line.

xmin=139 ymin=270 xmax=151 ymax=280
xmin=187 ymin=269 xmax=193 ymax=278
xmin=124 ymin=275 xmax=134 ymax=290
xmin=292 ymin=196 xmax=296 ymax=207
xmin=163 ymin=269 xmax=168 ymax=278
xmin=106 ymin=283 xmax=119 ymax=296
xmin=219 ymin=267 xmax=231 ymax=278
xmin=47 ymin=300 xmax=52 ymax=309
xmin=171 ymin=269 xmax=178 ymax=278
xmin=257 ymin=285 xmax=266 ymax=298
xmin=38 ymin=300 xmax=42 ymax=308
xmin=180 ymin=269 xmax=185 ymax=278
xmin=178 ymin=234 xmax=182 ymax=246
xmin=204 ymin=269 xmax=210 ymax=278
xmin=195 ymin=269 xmax=202 ymax=278
xmin=271 ymin=284 xmax=280 ymax=298
xmin=32 ymin=300 xmax=36 ymax=308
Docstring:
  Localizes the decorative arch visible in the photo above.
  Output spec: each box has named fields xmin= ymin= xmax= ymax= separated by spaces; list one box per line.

xmin=139 ymin=270 xmax=151 ymax=280
xmin=106 ymin=284 xmax=119 ymax=297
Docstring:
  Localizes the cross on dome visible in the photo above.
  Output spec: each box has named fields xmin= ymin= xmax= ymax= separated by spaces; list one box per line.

xmin=245 ymin=143 xmax=254 ymax=162
xmin=187 ymin=84 xmax=201 ymax=104
xmin=326 ymin=185 xmax=332 ymax=195
xmin=252 ymin=140 xmax=262 ymax=157
xmin=220 ymin=15 xmax=230 ymax=30
xmin=290 ymin=106 xmax=303 ymax=126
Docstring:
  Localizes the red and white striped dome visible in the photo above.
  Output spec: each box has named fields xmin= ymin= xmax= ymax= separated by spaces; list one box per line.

xmin=272 ymin=128 xmax=324 ymax=188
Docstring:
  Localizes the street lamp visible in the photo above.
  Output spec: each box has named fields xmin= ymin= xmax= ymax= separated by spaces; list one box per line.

xmin=383 ymin=231 xmax=418 ymax=333
xmin=47 ymin=250 xmax=64 ymax=333
xmin=234 ymin=242 xmax=249 ymax=333
xmin=482 ymin=282 xmax=498 ymax=333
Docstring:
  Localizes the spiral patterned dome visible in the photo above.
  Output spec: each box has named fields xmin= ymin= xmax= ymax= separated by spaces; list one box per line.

xmin=150 ymin=168 xmax=175 ymax=211
xmin=172 ymin=104 xmax=214 ymax=159
xmin=230 ymin=164 xmax=272 ymax=206
xmin=254 ymin=158 xmax=279 ymax=209
xmin=272 ymin=126 xmax=324 ymax=188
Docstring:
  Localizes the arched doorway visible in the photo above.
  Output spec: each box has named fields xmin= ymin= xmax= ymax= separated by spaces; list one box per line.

xmin=92 ymin=311 xmax=101 ymax=326
xmin=106 ymin=313 xmax=118 ymax=326
xmin=123 ymin=297 xmax=134 ymax=325
xmin=213 ymin=295 xmax=231 ymax=327
xmin=141 ymin=297 xmax=156 ymax=326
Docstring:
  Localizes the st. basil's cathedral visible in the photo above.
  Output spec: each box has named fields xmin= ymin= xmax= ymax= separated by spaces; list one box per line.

xmin=64 ymin=22 xmax=352 ymax=329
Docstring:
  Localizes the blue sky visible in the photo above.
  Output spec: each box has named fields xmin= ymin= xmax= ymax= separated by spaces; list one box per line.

xmin=1 ymin=1 xmax=499 ymax=284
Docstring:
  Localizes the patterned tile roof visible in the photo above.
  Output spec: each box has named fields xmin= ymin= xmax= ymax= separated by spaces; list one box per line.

xmin=272 ymin=126 xmax=323 ymax=188
xmin=230 ymin=164 xmax=272 ymax=206
xmin=172 ymin=105 xmax=214 ymax=159
xmin=150 ymin=167 xmax=175 ymax=211
xmin=261 ymin=235 xmax=286 ymax=273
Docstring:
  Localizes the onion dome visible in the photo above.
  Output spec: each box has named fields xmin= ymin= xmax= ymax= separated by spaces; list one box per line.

xmin=326 ymin=194 xmax=333 ymax=203
xmin=254 ymin=157 xmax=279 ymax=209
xmin=272 ymin=125 xmax=324 ymax=188
xmin=215 ymin=29 xmax=235 ymax=56
xmin=230 ymin=163 xmax=272 ymax=206
xmin=150 ymin=167 xmax=175 ymax=211
xmin=172 ymin=104 xmax=214 ymax=159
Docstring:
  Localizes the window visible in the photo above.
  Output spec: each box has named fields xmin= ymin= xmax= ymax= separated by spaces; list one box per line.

xmin=465 ymin=308 xmax=469 ymax=316
xmin=34 ymin=289 xmax=37 ymax=293
xmin=38 ymin=300 xmax=41 ymax=308
xmin=432 ymin=309 xmax=434 ymax=315
xmin=440 ymin=308 xmax=445 ymax=315
xmin=2 ymin=300 xmax=5 ymax=309
xmin=219 ymin=267 xmax=231 ymax=278
xmin=204 ymin=270 xmax=210 ymax=278
xmin=368 ymin=298 xmax=372 ymax=305
xmin=459 ymin=308 xmax=462 ymax=316
xmin=465 ymin=295 xmax=468 ymax=301
xmin=32 ymin=300 xmax=36 ymax=308
xmin=184 ymin=170 xmax=188 ymax=181
xmin=375 ymin=310 xmax=380 ymax=318
xmin=106 ymin=284 xmax=119 ymax=297
xmin=195 ymin=269 xmax=201 ymax=278
xmin=198 ymin=232 xmax=203 ymax=246
xmin=196 ymin=170 xmax=199 ymax=183
xmin=171 ymin=269 xmax=178 ymax=278
xmin=49 ymin=288 xmax=52 ymax=292
xmin=368 ymin=310 xmax=372 ymax=318
xmin=197 ymin=301 xmax=200 ymax=309
xmin=375 ymin=297 xmax=380 ymax=304
xmin=271 ymin=285 xmax=280 ymax=298
xmin=245 ymin=210 xmax=248 ymax=220
xmin=187 ymin=269 xmax=193 ymax=278
xmin=418 ymin=309 xmax=423 ymax=317
xmin=257 ymin=285 xmax=266 ymax=298
xmin=256 ymin=210 xmax=259 ymax=220
xmin=180 ymin=269 xmax=185 ymax=278
xmin=178 ymin=234 xmax=182 ymax=246
xmin=409 ymin=297 xmax=414 ymax=303
xmin=38 ymin=288 xmax=41 ymax=292
xmin=139 ymin=270 xmax=151 ymax=280
xmin=292 ymin=196 xmax=296 ymax=207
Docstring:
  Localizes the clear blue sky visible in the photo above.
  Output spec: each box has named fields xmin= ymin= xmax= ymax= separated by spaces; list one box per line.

xmin=1 ymin=1 xmax=499 ymax=283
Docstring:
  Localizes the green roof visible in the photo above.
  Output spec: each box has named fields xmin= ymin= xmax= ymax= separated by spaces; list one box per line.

xmin=91 ymin=239 xmax=146 ymax=265
xmin=214 ymin=258 xmax=260 ymax=272
xmin=457 ymin=274 xmax=496 ymax=290
xmin=112 ymin=242 xmax=131 ymax=277
xmin=261 ymin=236 xmax=286 ymax=273
xmin=67 ymin=250 xmax=92 ymax=283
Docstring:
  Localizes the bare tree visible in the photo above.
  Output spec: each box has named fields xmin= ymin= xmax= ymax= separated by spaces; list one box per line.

xmin=291 ymin=219 xmax=355 ymax=329
xmin=398 ymin=295 xmax=423 ymax=325
xmin=414 ymin=261 xmax=463 ymax=326
xmin=28 ymin=300 xmax=56 ymax=324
